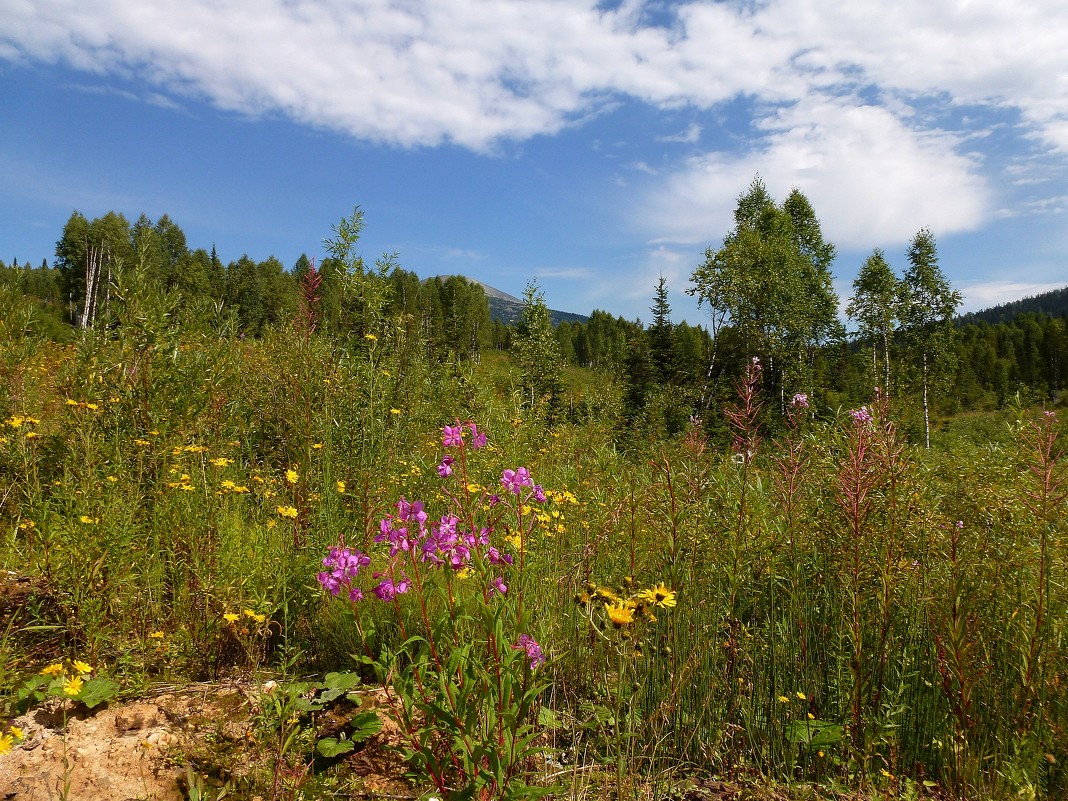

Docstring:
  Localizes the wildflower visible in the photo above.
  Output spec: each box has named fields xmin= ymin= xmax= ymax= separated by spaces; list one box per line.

xmin=210 ymin=457 xmax=233 ymax=468
xmin=244 ymin=609 xmax=266 ymax=624
xmin=312 ymin=442 xmax=323 ymax=449
xmin=276 ymin=505 xmax=298 ymax=519
xmin=490 ymin=576 xmax=508 ymax=595
xmin=65 ymin=399 xmax=80 ymax=406
xmin=318 ymin=546 xmax=371 ymax=596
xmin=638 ymin=583 xmax=677 ymax=609
xmin=79 ymin=515 xmax=98 ymax=525
xmin=149 ymin=631 xmax=165 ymax=639
xmin=796 ymin=691 xmax=807 ymax=700
xmin=372 ymin=574 xmax=411 ymax=601
xmin=791 ymin=393 xmax=809 ymax=409
xmin=442 ymin=424 xmax=463 ymax=448
xmin=390 ymin=408 xmax=402 ymax=415
xmin=72 ymin=660 xmax=92 ymax=675
xmin=285 ymin=469 xmax=299 ymax=485
xmin=778 ymin=695 xmax=790 ymax=703
xmin=437 ymin=456 xmax=454 ymax=477
xmin=24 ymin=432 xmax=39 ymax=440
xmin=501 ymin=467 xmax=533 ymax=495
xmin=336 ymin=480 xmax=346 ymax=493
xmin=85 ymin=403 xmax=99 ymax=411
xmin=63 ymin=676 xmax=84 ymax=696
xmin=512 ymin=634 xmax=546 ymax=669
xmin=8 ymin=726 xmax=22 ymax=741
xmin=40 ymin=663 xmax=64 ymax=677
xmin=850 ymin=406 xmax=873 ymax=425
xmin=0 ymin=734 xmax=12 ymax=755
xmin=223 ymin=612 xmax=240 ymax=623
xmin=364 ymin=333 xmax=377 ymax=341
xmin=469 ymin=422 xmax=487 ymax=449
xmin=605 ymin=602 xmax=635 ymax=627
xmin=220 ymin=480 xmax=237 ymax=490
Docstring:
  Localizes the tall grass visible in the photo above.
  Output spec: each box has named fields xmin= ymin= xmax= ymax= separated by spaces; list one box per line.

xmin=1 ymin=284 xmax=1066 ymax=798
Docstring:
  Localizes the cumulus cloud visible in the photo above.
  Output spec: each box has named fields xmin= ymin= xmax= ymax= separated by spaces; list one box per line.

xmin=3 ymin=0 xmax=1066 ymax=153
xmin=3 ymin=0 xmax=1068 ymax=257
xmin=642 ymin=98 xmax=990 ymax=249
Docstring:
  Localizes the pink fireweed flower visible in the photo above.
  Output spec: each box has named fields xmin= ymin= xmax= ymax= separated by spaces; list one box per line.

xmin=317 ymin=546 xmax=371 ymax=597
xmin=791 ymin=393 xmax=809 ymax=409
xmin=501 ymin=467 xmax=533 ymax=496
xmin=372 ymin=573 xmax=411 ymax=601
xmin=490 ymin=576 xmax=508 ymax=595
xmin=442 ymin=424 xmax=463 ymax=447
xmin=469 ymin=422 xmax=487 ymax=449
xmin=850 ymin=406 xmax=873 ymax=425
xmin=512 ymin=634 xmax=545 ymax=669
xmin=437 ymin=456 xmax=455 ymax=477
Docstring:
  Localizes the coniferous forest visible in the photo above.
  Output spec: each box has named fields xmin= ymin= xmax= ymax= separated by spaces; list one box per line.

xmin=1 ymin=183 xmax=1067 ymax=800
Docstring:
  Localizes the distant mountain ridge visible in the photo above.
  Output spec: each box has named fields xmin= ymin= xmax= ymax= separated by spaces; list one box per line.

xmin=430 ymin=275 xmax=589 ymax=326
xmin=959 ymin=285 xmax=1068 ymax=325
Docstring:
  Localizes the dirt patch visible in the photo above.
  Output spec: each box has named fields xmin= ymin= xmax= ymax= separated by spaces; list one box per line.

xmin=0 ymin=683 xmax=409 ymax=800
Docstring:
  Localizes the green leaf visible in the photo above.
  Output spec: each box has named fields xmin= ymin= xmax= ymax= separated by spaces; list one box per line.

xmin=316 ymin=736 xmax=355 ymax=757
xmin=349 ymin=710 xmax=383 ymax=741
xmin=76 ymin=677 xmax=120 ymax=709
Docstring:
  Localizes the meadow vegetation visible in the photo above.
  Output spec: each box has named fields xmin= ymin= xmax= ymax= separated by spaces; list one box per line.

xmin=0 ymin=203 xmax=1066 ymax=800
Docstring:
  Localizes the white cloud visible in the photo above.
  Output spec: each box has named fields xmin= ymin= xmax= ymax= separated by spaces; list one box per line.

xmin=3 ymin=0 xmax=1064 ymax=154
xmin=658 ymin=123 xmax=702 ymax=144
xmin=642 ymin=98 xmax=990 ymax=249
xmin=959 ymin=280 xmax=1067 ymax=313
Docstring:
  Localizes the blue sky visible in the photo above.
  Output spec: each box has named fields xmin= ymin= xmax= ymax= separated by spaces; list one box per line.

xmin=2 ymin=0 xmax=1067 ymax=324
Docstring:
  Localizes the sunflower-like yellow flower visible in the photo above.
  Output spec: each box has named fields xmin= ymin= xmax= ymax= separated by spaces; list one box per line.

xmin=285 ymin=469 xmax=299 ymax=485
xmin=0 ymin=734 xmax=12 ymax=755
xmin=223 ymin=612 xmax=240 ymax=624
xmin=605 ymin=602 xmax=635 ymax=627
xmin=276 ymin=505 xmax=298 ymax=519
xmin=638 ymin=583 xmax=677 ymax=609
xmin=40 ymin=662 xmax=64 ymax=677
xmin=72 ymin=660 xmax=92 ymax=675
xmin=63 ymin=676 xmax=84 ymax=697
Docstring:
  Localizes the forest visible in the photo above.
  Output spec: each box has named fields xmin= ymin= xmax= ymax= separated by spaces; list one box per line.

xmin=1 ymin=181 xmax=1067 ymax=800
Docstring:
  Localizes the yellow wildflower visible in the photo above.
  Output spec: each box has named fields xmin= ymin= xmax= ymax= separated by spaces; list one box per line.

xmin=276 ymin=505 xmax=298 ymax=519
xmin=336 ymin=480 xmax=346 ymax=494
xmin=210 ymin=457 xmax=233 ymax=468
xmin=312 ymin=442 xmax=323 ymax=450
xmin=0 ymin=734 xmax=12 ymax=755
xmin=149 ymin=631 xmax=165 ymax=639
xmin=223 ymin=612 xmax=239 ymax=624
xmin=244 ymin=609 xmax=267 ymax=624
xmin=390 ymin=408 xmax=401 ymax=415
xmin=63 ymin=676 xmax=84 ymax=696
xmin=8 ymin=726 xmax=23 ymax=741
xmin=232 ymin=485 xmax=249 ymax=493
xmin=605 ymin=602 xmax=635 ymax=627
xmin=72 ymin=660 xmax=92 ymax=675
xmin=40 ymin=663 xmax=64 ymax=677
xmin=24 ymin=431 xmax=39 ymax=440
xmin=85 ymin=403 xmax=99 ymax=411
xmin=220 ymin=480 xmax=237 ymax=490
xmin=364 ymin=333 xmax=377 ymax=341
xmin=79 ymin=515 xmax=98 ymax=525
xmin=65 ymin=398 xmax=80 ymax=406
xmin=285 ymin=469 xmax=298 ymax=485
xmin=796 ymin=691 xmax=807 ymax=701
xmin=639 ymin=583 xmax=678 ymax=609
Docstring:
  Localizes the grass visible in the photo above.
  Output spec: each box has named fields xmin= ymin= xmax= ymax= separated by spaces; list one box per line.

xmin=1 ymin=310 xmax=1066 ymax=800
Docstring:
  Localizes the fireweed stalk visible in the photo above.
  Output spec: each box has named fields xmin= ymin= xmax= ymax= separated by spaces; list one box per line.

xmin=317 ymin=421 xmax=551 ymax=800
